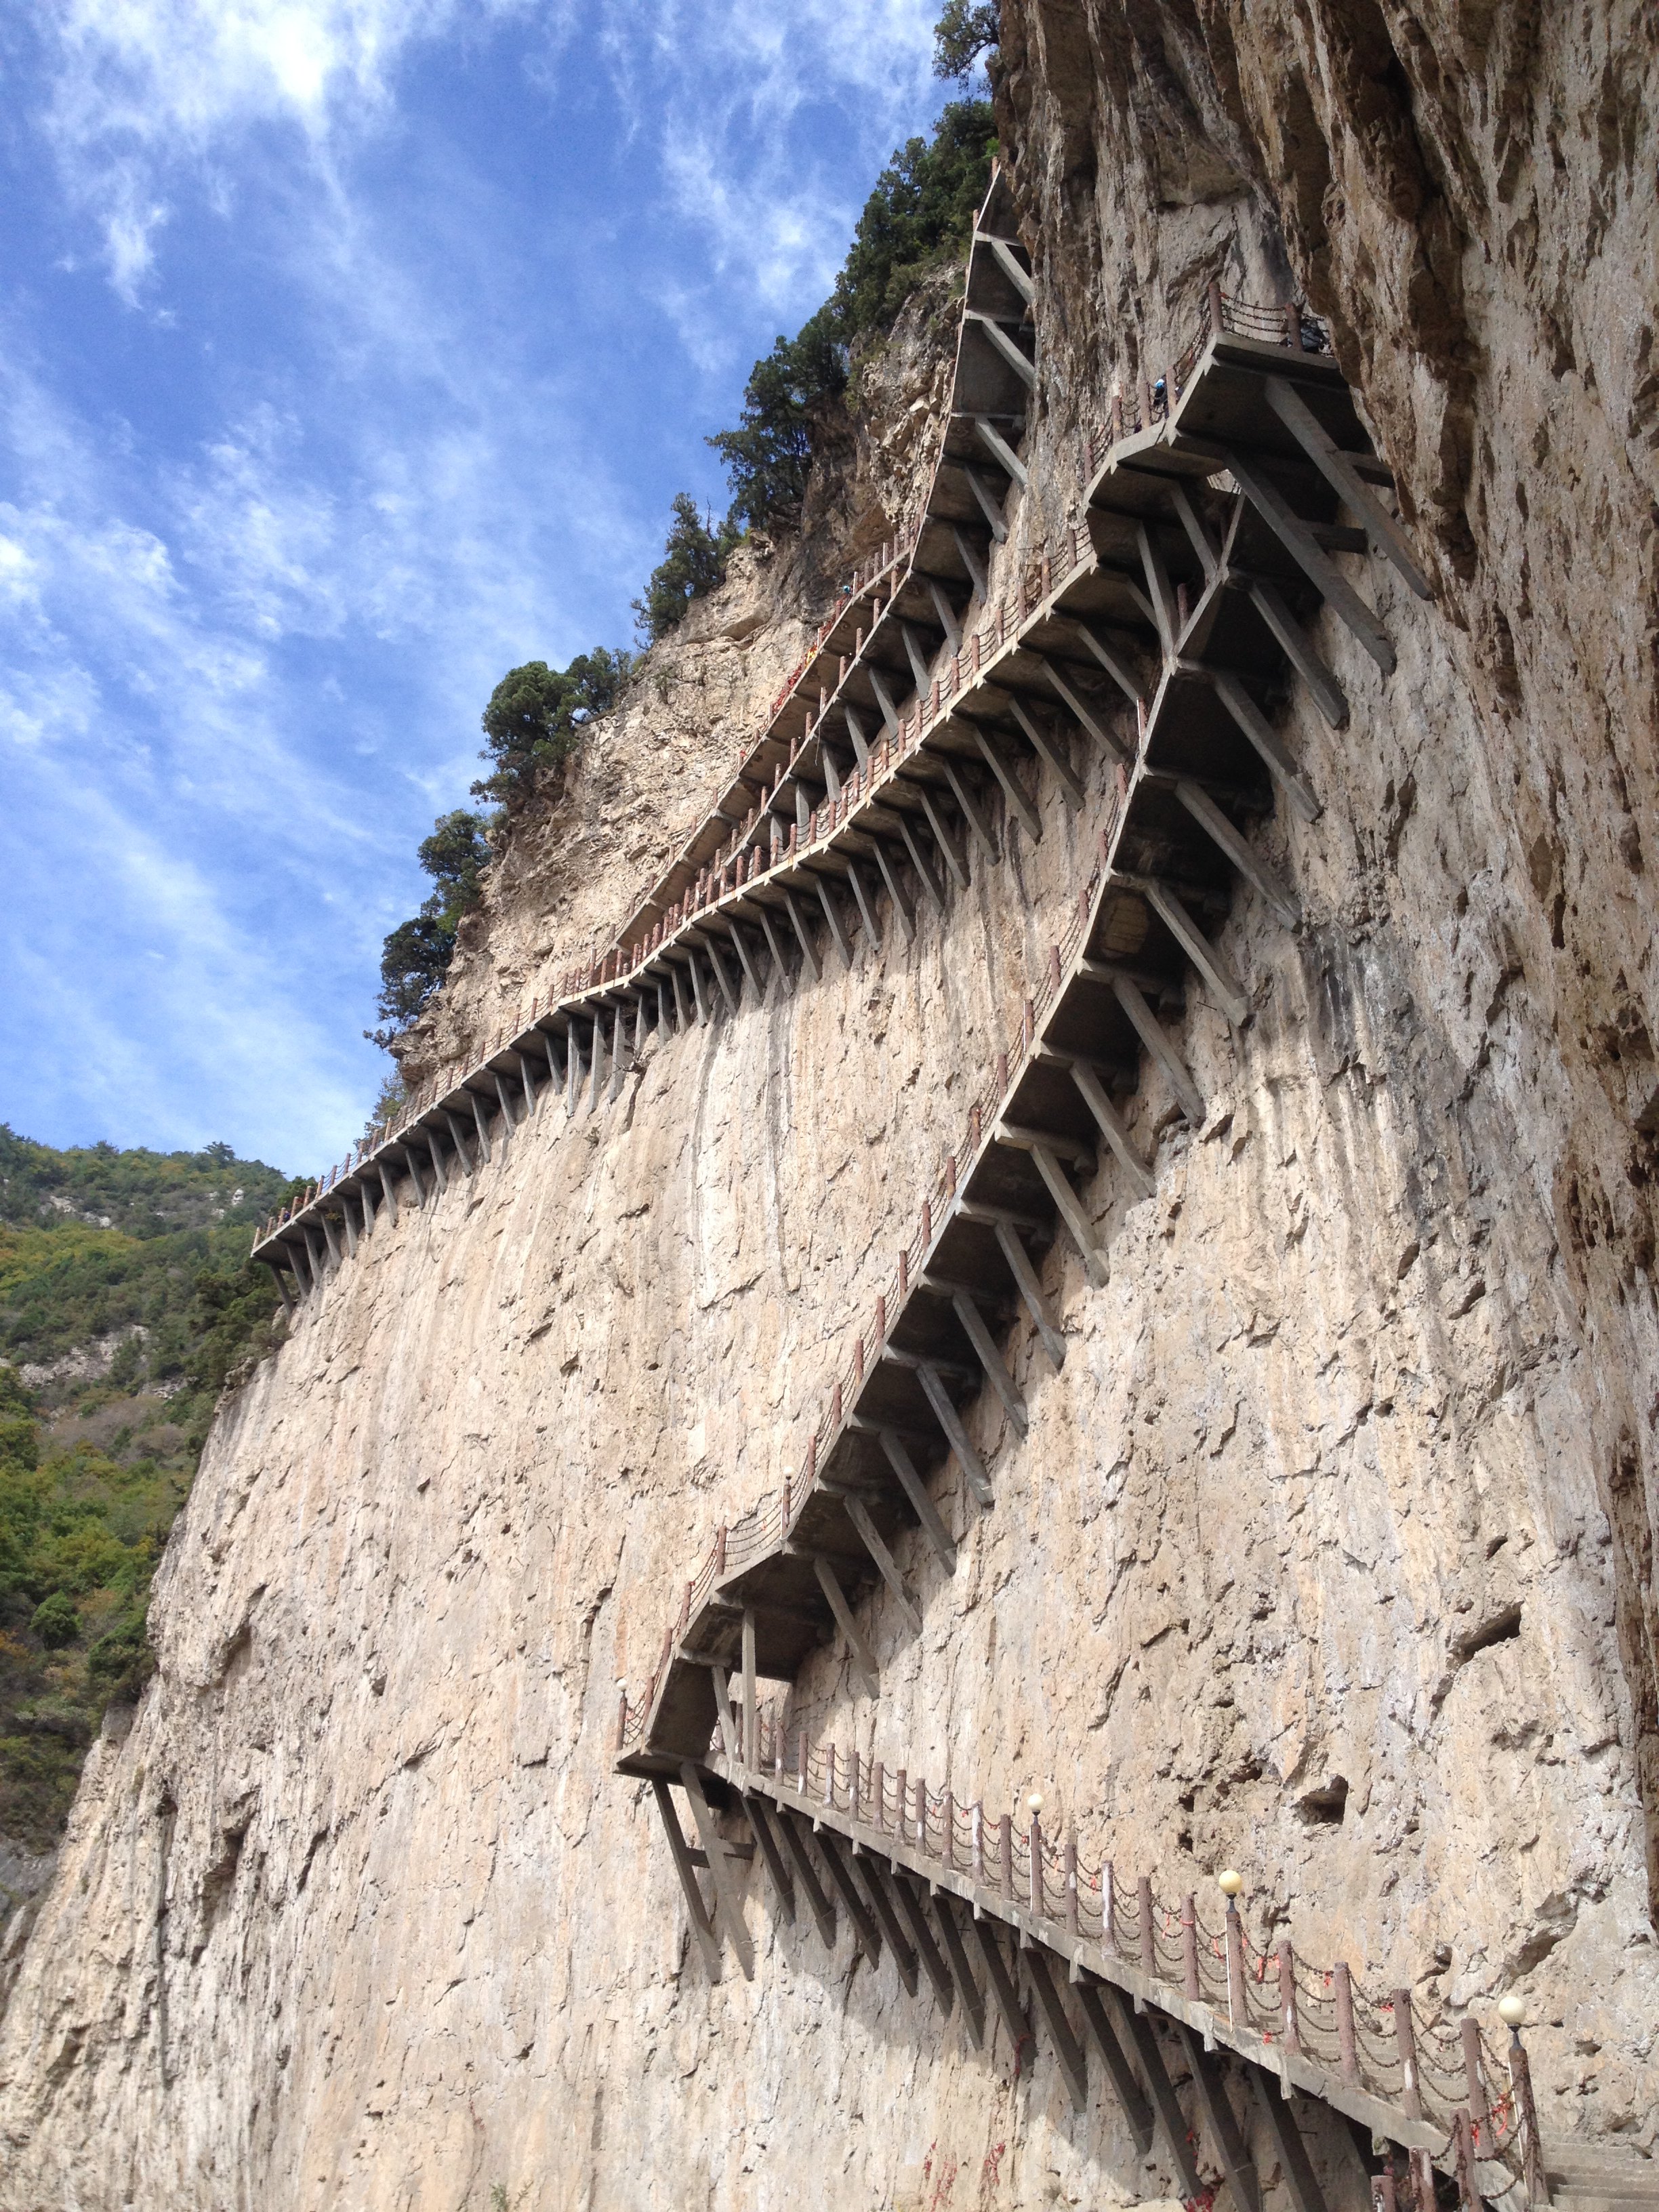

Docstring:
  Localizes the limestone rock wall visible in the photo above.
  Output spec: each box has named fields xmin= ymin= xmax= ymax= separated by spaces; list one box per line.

xmin=2 ymin=5 xmax=1657 ymax=2208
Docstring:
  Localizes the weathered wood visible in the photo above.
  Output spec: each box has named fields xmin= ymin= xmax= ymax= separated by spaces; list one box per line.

xmin=968 ymin=723 xmax=1042 ymax=838
xmin=951 ymin=1290 xmax=1028 ymax=1436
xmin=783 ymin=891 xmax=822 ymax=983
xmin=741 ymin=1793 xmax=795 ymax=1924
xmin=897 ymin=814 xmax=947 ymax=912
xmin=993 ymin=1220 xmax=1066 ymax=1368
xmin=814 ymin=1557 xmax=879 ymax=1694
xmin=1175 ymin=2025 xmax=1262 ymax=2212
xmin=774 ymin=1807 xmax=838 ymax=1948
xmin=1248 ymin=2065 xmax=1331 ymax=2212
xmin=1006 ymin=694 xmax=1086 ymax=809
xmin=1073 ymin=618 xmax=1144 ymax=706
xmin=678 ymin=1762 xmax=755 ymax=1980
xmin=1265 ymin=378 xmax=1432 ymax=598
xmin=1073 ymin=1973 xmax=1156 ymax=2151
xmin=1246 ymin=578 xmax=1349 ymax=729
xmin=1067 ymin=1059 xmax=1157 ymax=1200
xmin=854 ymin=1855 xmax=920 ymax=1993
xmin=917 ymin=1364 xmax=996 ymax=1507
xmin=1029 ymin=1141 xmax=1109 ymax=1288
xmin=1038 ymin=655 xmax=1130 ymax=764
xmin=1023 ymin=1944 xmax=1089 ymax=2111
xmin=964 ymin=465 xmax=1010 ymax=543
xmin=1174 ymin=779 xmax=1300 ymax=928
xmin=1225 ymin=451 xmax=1395 ymax=674
xmin=918 ymin=785 xmax=970 ymax=888
xmin=812 ymin=1824 xmax=882 ymax=1961
xmin=843 ymin=1496 xmax=923 ymax=1633
xmin=653 ymin=1778 xmax=723 ymax=1984
xmin=940 ymin=754 xmax=999 ymax=859
xmin=1111 ymin=975 xmax=1206 ymax=1124
xmin=868 ymin=838 xmax=916 ymax=941
xmin=930 ymin=1888 xmax=986 ymax=2046
xmin=1145 ymin=882 xmax=1250 ymax=1025
xmin=975 ymin=415 xmax=1028 ymax=489
xmin=971 ymin=1917 xmax=1030 ymax=2049
xmin=877 ymin=1428 xmax=958 ymax=1572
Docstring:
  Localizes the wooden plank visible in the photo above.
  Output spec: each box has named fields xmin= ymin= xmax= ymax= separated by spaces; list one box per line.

xmin=854 ymin=1856 xmax=920 ymax=1993
xmin=1007 ymin=693 xmax=1085 ymax=810
xmin=1037 ymin=654 xmax=1130 ymax=764
xmin=652 ymin=1778 xmax=723 ymax=1984
xmin=740 ymin=1793 xmax=795 ymax=1924
xmin=969 ymin=724 xmax=1042 ymax=839
xmin=877 ymin=1428 xmax=958 ymax=1572
xmin=1246 ymin=578 xmax=1349 ymax=730
xmin=890 ymin=1870 xmax=956 ymax=2009
xmin=1029 ymin=1141 xmax=1109 ymax=1289
xmin=965 ymin=465 xmax=1010 ymax=542
xmin=971 ymin=1917 xmax=1030 ymax=2048
xmin=917 ymin=1364 xmax=996 ymax=1508
xmin=1265 ymin=378 xmax=1432 ymax=598
xmin=678 ymin=1763 xmax=755 ymax=1980
xmin=1067 ymin=1060 xmax=1157 ymax=1200
xmin=783 ymin=891 xmax=822 ymax=983
xmin=930 ymin=1888 xmax=985 ymax=2047
xmin=1023 ymin=1944 xmax=1090 ymax=2112
xmin=1073 ymin=1973 xmax=1155 ymax=2150
xmin=1120 ymin=2005 xmax=1204 ymax=2194
xmin=1073 ymin=618 xmax=1144 ymax=706
xmin=813 ymin=1557 xmax=879 ymax=1695
xmin=918 ymin=785 xmax=970 ymax=889
xmin=1174 ymin=779 xmax=1300 ymax=928
xmin=951 ymin=1289 xmax=1028 ymax=1436
xmin=975 ymin=416 xmax=1029 ymax=489
xmin=1248 ymin=2065 xmax=1331 ymax=2212
xmin=897 ymin=813 xmax=947 ymax=911
xmin=868 ymin=837 xmax=916 ymax=941
xmin=1175 ymin=2024 xmax=1262 ymax=2212
xmin=941 ymin=755 xmax=999 ymax=859
xmin=1111 ymin=975 xmax=1206 ymax=1124
xmin=774 ymin=1807 xmax=838 ymax=1948
xmin=845 ymin=860 xmax=884 ymax=949
xmin=812 ymin=1824 xmax=882 ymax=1961
xmin=994 ymin=1220 xmax=1065 ymax=1369
xmin=843 ymin=1496 xmax=923 ymax=1633
xmin=1145 ymin=882 xmax=1250 ymax=1025
xmin=1225 ymin=450 xmax=1395 ymax=674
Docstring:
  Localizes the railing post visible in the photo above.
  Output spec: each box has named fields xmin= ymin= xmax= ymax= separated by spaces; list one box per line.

xmin=1138 ymin=1876 xmax=1155 ymax=1979
xmin=972 ymin=1803 xmax=985 ymax=1883
xmin=715 ymin=1525 xmax=727 ymax=1578
xmin=1279 ymin=1940 xmax=1301 ymax=2053
xmin=1104 ymin=1860 xmax=1116 ymax=1950
xmin=873 ymin=1760 xmax=885 ymax=1830
xmin=824 ymin=1744 xmax=836 ymax=1808
xmin=1111 ymin=392 xmax=1124 ymax=443
xmin=1065 ymin=1832 xmax=1078 ymax=1937
xmin=1182 ymin=1893 xmax=1200 ymax=1999
xmin=1453 ymin=2109 xmax=1481 ymax=2212
xmin=615 ymin=1686 xmax=628 ymax=1750
xmin=1208 ymin=279 xmax=1225 ymax=335
xmin=1028 ymin=1797 xmax=1044 ymax=1915
xmin=999 ymin=1813 xmax=1013 ymax=1900
xmin=1334 ymin=1961 xmax=1359 ymax=2081
xmin=1286 ymin=300 xmax=1305 ymax=351
xmin=916 ymin=1777 xmax=927 ymax=1856
xmin=1221 ymin=1872 xmax=1245 ymax=2024
xmin=895 ymin=1766 xmax=907 ymax=1843
xmin=1395 ymin=1989 xmax=1437 ymax=2211
xmin=1500 ymin=1999 xmax=1547 ymax=2206
xmin=1461 ymin=2018 xmax=1489 ymax=2135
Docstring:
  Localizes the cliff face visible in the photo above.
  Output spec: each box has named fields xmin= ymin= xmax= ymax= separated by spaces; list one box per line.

xmin=3 ymin=8 xmax=1657 ymax=2209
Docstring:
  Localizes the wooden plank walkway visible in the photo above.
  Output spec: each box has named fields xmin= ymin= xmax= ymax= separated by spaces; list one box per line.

xmin=630 ymin=1711 xmax=1549 ymax=2212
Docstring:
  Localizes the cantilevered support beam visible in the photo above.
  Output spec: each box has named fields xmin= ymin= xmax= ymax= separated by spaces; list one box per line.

xmin=607 ymin=1010 xmax=627 ymax=1103
xmin=707 ymin=1665 xmax=741 ymax=1767
xmin=969 ymin=723 xmax=1041 ymax=838
xmin=926 ymin=578 xmax=962 ymax=651
xmin=588 ymin=1019 xmax=606 ymax=1110
xmin=843 ymin=702 xmax=872 ymax=768
xmin=897 ymin=815 xmax=946 ymax=912
xmin=890 ymin=1870 xmax=955 ymax=2009
xmin=1265 ymin=378 xmax=1433 ymax=598
xmin=845 ymin=860 xmax=884 ymax=949
xmin=1023 ymin=1139 xmax=1108 ymax=1288
xmin=1208 ymin=671 xmax=1321 ymax=823
xmin=875 ymin=1427 xmax=958 ymax=1572
xmin=1170 ymin=481 xmax=1221 ymax=579
xmin=730 ymin=924 xmax=767 ymax=1002
xmin=1174 ymin=780 xmax=1300 ymax=928
xmin=931 ymin=1889 xmax=986 ymax=2046
xmin=687 ymin=952 xmax=711 ymax=1025
xmin=1067 ymin=1061 xmax=1156 ymax=1200
xmin=1007 ymin=694 xmax=1085 ymax=810
xmin=815 ymin=876 xmax=855 ymax=966
xmin=867 ymin=666 xmax=903 ymax=735
xmin=540 ymin=1029 xmax=560 ymax=1096
xmin=968 ymin=311 xmax=1036 ymax=390
xmin=1246 ymin=578 xmax=1348 ymax=729
xmin=971 ymin=1918 xmax=1030 ymax=2048
xmin=1072 ymin=1971 xmax=1155 ymax=2152
xmin=653 ymin=1778 xmax=723 ymax=1984
xmin=1146 ymin=882 xmax=1250 ymax=1025
xmin=1225 ymin=451 xmax=1395 ymax=674
xmin=918 ymin=785 xmax=970 ymax=888
xmin=757 ymin=907 xmax=797 ymax=993
xmin=974 ymin=416 xmax=1028 ymax=489
xmin=670 ymin=963 xmax=693 ymax=1029
xmin=1248 ymin=2066 xmax=1331 ymax=2212
xmin=679 ymin=1763 xmax=754 ymax=1980
xmin=1120 ymin=2005 xmax=1204 ymax=2194
xmin=842 ymin=1495 xmax=922 ymax=1633
xmin=1023 ymin=1944 xmax=1089 ymax=2112
xmin=1037 ymin=654 xmax=1130 ymax=764
xmin=1174 ymin=2024 xmax=1262 ymax=2212
xmin=783 ymin=892 xmax=821 ymax=983
xmin=741 ymin=1607 xmax=758 ymax=1771
xmin=1073 ymin=618 xmax=1143 ymax=707
xmin=964 ymin=466 xmax=1009 ymax=544
xmin=951 ymin=525 xmax=988 ymax=598
xmin=941 ymin=755 xmax=998 ymax=859
xmin=741 ymin=1794 xmax=795 ymax=1925
xmin=979 ymin=232 xmax=1034 ymax=302
xmin=951 ymin=1290 xmax=1028 ymax=1436
xmin=993 ymin=1220 xmax=1065 ymax=1368
xmin=775 ymin=1808 xmax=838 ymax=1948
xmin=376 ymin=1162 xmax=400 ymax=1226
xmin=1136 ymin=520 xmax=1181 ymax=652
xmin=868 ymin=839 xmax=916 ymax=941
xmin=813 ymin=1557 xmax=878 ymax=1694
xmin=812 ymin=1824 xmax=882 ymax=1962
xmin=901 ymin=621 xmax=934 ymax=695
xmin=705 ymin=938 xmax=741 ymax=1016
xmin=1109 ymin=975 xmax=1206 ymax=1124
xmin=565 ymin=1034 xmax=581 ymax=1117
xmin=319 ymin=1214 xmax=343 ymax=1270
xmin=917 ymin=1364 xmax=995 ymax=1507
xmin=493 ymin=1071 xmax=519 ymax=1134
xmin=423 ymin=1132 xmax=447 ymax=1196
xmin=853 ymin=1856 xmax=919 ymax=1993
xmin=445 ymin=1111 xmax=474 ymax=1174
xmin=519 ymin=1052 xmax=538 ymax=1114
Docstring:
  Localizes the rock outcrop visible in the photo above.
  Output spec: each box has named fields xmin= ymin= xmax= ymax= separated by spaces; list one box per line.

xmin=1 ymin=6 xmax=1655 ymax=2209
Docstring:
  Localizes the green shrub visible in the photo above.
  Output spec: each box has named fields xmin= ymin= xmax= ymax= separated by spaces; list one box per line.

xmin=632 ymin=496 xmax=740 ymax=642
xmin=474 ymin=652 xmax=635 ymax=811
xmin=30 ymin=1591 xmax=78 ymax=1650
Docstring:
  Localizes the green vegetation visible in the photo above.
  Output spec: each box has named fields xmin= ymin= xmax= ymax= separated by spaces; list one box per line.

xmin=473 ymin=651 xmax=636 ymax=813
xmin=0 ymin=1128 xmax=295 ymax=1864
xmin=370 ymin=809 xmax=494 ymax=1044
xmin=633 ymin=495 xmax=740 ymax=644
xmin=932 ymin=0 xmax=999 ymax=81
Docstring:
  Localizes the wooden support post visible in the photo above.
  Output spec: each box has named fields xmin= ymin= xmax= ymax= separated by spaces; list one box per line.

xmin=1208 ymin=669 xmax=1322 ymax=823
xmin=969 ymin=311 xmax=1037 ymax=390
xmin=844 ymin=860 xmax=884 ymax=949
xmin=1007 ymin=694 xmax=1085 ymax=810
xmin=1038 ymin=654 xmax=1130 ymax=765
xmin=424 ymin=1131 xmax=447 ymax=1196
xmin=918 ymin=786 xmax=970 ymax=888
xmin=853 ymin=1856 xmax=919 ymax=1994
xmin=541 ymin=1029 xmax=560 ymax=1097
xmin=1332 ymin=1962 xmax=1359 ymax=2081
xmin=741 ymin=1794 xmax=794 ymax=1924
xmin=842 ymin=1496 xmax=922 ymax=1633
xmin=445 ymin=1111 xmax=474 ymax=1174
xmin=1067 ymin=1060 xmax=1156 ymax=1200
xmin=868 ymin=838 xmax=916 ymax=941
xmin=320 ymin=1213 xmax=343 ymax=1269
xmin=687 ymin=953 xmax=711 ymax=1026
xmin=813 ymin=1557 xmax=878 ymax=1694
xmin=1072 ymin=1975 xmax=1155 ymax=2150
xmin=814 ymin=876 xmax=855 ymax=966
xmin=1073 ymin=619 xmax=1144 ymax=708
xmin=1174 ymin=779 xmax=1301 ymax=928
xmin=941 ymin=755 xmax=998 ymax=859
xmin=1111 ymin=975 xmax=1206 ymax=1124
xmin=992 ymin=1221 xmax=1065 ymax=1368
xmin=670 ymin=962 xmax=693 ymax=1030
xmin=876 ymin=1428 xmax=957 ymax=1570
xmin=1027 ymin=1141 xmax=1109 ymax=1288
xmin=588 ymin=1018 xmax=607 ymax=1108
xmin=928 ymin=1889 xmax=985 ymax=2044
xmin=970 ymin=1917 xmax=1029 ymax=2050
xmin=565 ymin=1032 xmax=581 ymax=1117
xmin=1118 ymin=2003 xmax=1204 ymax=2190
xmin=1023 ymin=1946 xmax=1089 ymax=2111
xmin=1175 ymin=2024 xmax=1261 ymax=2212
xmin=897 ymin=814 xmax=947 ymax=911
xmin=1246 ymin=579 xmax=1349 ymax=729
xmin=741 ymin=1608 xmax=758 ymax=1771
xmin=969 ymin=724 xmax=1041 ymax=838
xmin=901 ymin=619 xmax=933 ymax=694
xmin=1146 ymin=882 xmax=1250 ymax=1024
xmin=783 ymin=891 xmax=822 ymax=982
xmin=1248 ymin=2066 xmax=1331 ymax=2212
xmin=949 ymin=1290 xmax=1028 ymax=1435
xmin=1225 ymin=451 xmax=1396 ymax=674
xmin=1265 ymin=380 xmax=1433 ymax=598
xmin=774 ymin=1807 xmax=837 ymax=1947
xmin=271 ymin=1263 xmax=295 ymax=1315
xmin=926 ymin=577 xmax=963 ymax=651
xmin=678 ymin=1763 xmax=754 ymax=1980
xmin=652 ymin=1778 xmax=723 ymax=1984
xmin=916 ymin=1364 xmax=995 ymax=1507
xmin=811 ymin=1824 xmax=882 ymax=1961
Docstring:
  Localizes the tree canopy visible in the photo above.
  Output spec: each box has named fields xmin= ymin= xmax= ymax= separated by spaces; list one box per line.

xmin=633 ymin=496 xmax=739 ymax=643
xmin=370 ymin=808 xmax=493 ymax=1042
xmin=473 ymin=649 xmax=635 ymax=811
xmin=932 ymin=0 xmax=1000 ymax=82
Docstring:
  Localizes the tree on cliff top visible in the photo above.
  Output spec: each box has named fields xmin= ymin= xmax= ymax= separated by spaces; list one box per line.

xmin=933 ymin=0 xmax=999 ymax=82
xmin=472 ymin=650 xmax=635 ymax=811
xmin=369 ymin=808 xmax=493 ymax=1043
xmin=633 ymin=496 xmax=739 ymax=642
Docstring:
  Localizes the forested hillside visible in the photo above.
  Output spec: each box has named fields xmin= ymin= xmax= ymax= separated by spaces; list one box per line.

xmin=0 ymin=1128 xmax=295 ymax=1877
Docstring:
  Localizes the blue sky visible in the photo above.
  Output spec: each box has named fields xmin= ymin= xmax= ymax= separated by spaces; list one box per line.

xmin=0 ymin=0 xmax=951 ymax=1176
